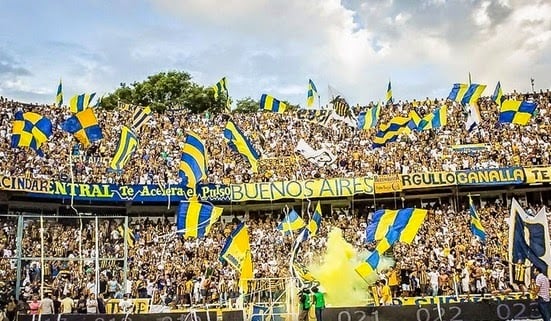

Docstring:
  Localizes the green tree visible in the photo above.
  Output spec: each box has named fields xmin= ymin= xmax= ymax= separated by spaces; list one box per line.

xmin=234 ymin=97 xmax=259 ymax=113
xmin=100 ymin=71 xmax=226 ymax=113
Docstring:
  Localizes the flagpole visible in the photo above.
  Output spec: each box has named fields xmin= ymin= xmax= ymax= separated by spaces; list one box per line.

xmin=95 ymin=216 xmax=100 ymax=298
xmin=40 ymin=215 xmax=45 ymax=300
xmin=67 ymin=133 xmax=83 ymax=272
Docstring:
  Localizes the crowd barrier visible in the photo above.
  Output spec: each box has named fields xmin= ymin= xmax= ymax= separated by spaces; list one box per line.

xmin=1 ymin=166 xmax=549 ymax=203
xmin=16 ymin=299 xmax=542 ymax=321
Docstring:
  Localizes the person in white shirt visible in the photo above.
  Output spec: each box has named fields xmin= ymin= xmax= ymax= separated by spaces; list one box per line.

xmin=533 ymin=267 xmax=551 ymax=321
xmin=40 ymin=293 xmax=55 ymax=315
xmin=428 ymin=268 xmax=439 ymax=296
xmin=86 ymin=293 xmax=98 ymax=314
xmin=118 ymin=294 xmax=134 ymax=314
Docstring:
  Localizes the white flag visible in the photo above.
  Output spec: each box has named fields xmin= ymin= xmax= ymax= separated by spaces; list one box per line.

xmin=465 ymin=104 xmax=481 ymax=132
xmin=295 ymin=139 xmax=336 ymax=167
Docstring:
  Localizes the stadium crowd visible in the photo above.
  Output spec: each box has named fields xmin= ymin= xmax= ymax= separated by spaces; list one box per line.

xmin=0 ymin=89 xmax=549 ymax=185
xmin=0 ymin=199 xmax=547 ymax=316
xmin=0 ymin=88 xmax=550 ymax=317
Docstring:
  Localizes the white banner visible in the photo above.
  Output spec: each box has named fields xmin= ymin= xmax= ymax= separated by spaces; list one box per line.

xmin=295 ymin=139 xmax=337 ymax=167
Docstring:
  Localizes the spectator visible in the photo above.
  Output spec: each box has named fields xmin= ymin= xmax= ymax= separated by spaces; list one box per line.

xmin=60 ymin=295 xmax=74 ymax=314
xmin=86 ymin=293 xmax=98 ymax=314
xmin=40 ymin=293 xmax=55 ymax=315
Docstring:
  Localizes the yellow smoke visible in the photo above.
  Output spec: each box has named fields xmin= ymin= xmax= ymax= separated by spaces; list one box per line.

xmin=308 ymin=227 xmax=394 ymax=307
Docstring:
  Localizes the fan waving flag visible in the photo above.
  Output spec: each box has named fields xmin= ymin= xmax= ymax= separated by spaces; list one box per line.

xmin=332 ymin=95 xmax=351 ymax=117
xmin=177 ymin=200 xmax=223 ymax=238
xmin=307 ymin=79 xmax=318 ymax=108
xmin=61 ymin=108 xmax=103 ymax=148
xmin=492 ymin=81 xmax=505 ymax=106
xmin=357 ymin=208 xmax=427 ymax=280
xmin=219 ymin=222 xmax=253 ymax=292
xmin=372 ymin=116 xmax=411 ymax=148
xmin=385 ymin=81 xmax=393 ymax=105
xmin=131 ymin=106 xmax=152 ymax=130
xmin=469 ymin=195 xmax=486 ymax=242
xmin=179 ymin=132 xmax=207 ymax=190
xmin=278 ymin=209 xmax=306 ymax=236
xmin=499 ymin=100 xmax=537 ymax=125
xmin=508 ymin=198 xmax=551 ymax=276
xmin=109 ymin=126 xmax=138 ymax=172
xmin=260 ymin=94 xmax=287 ymax=113
xmin=357 ymin=103 xmax=380 ymax=130
xmin=223 ymin=119 xmax=260 ymax=173
xmin=305 ymin=201 xmax=322 ymax=238
xmin=417 ymin=105 xmax=448 ymax=131
xmin=447 ymin=84 xmax=469 ymax=102
xmin=69 ymin=93 xmax=96 ymax=113
xmin=460 ymin=84 xmax=486 ymax=106
xmin=213 ymin=77 xmax=230 ymax=112
xmin=365 ymin=208 xmax=428 ymax=244
xmin=55 ymin=79 xmax=63 ymax=107
xmin=11 ymin=111 xmax=53 ymax=157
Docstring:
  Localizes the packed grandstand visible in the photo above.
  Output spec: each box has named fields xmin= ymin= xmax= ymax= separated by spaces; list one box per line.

xmin=0 ymin=87 xmax=550 ymax=318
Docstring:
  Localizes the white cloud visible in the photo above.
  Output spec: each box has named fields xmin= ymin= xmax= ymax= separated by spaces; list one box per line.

xmin=473 ymin=1 xmax=492 ymax=27
xmin=1 ymin=0 xmax=550 ymax=105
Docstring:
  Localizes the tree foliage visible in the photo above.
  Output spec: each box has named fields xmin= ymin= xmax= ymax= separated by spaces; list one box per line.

xmin=100 ymin=71 xmax=226 ymax=113
xmin=234 ymin=97 xmax=259 ymax=113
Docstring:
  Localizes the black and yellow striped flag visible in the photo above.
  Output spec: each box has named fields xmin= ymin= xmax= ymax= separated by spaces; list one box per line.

xmin=213 ymin=77 xmax=230 ymax=113
xmin=332 ymin=96 xmax=351 ymax=117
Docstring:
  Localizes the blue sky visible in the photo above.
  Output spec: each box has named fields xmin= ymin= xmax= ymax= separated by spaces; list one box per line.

xmin=0 ymin=0 xmax=549 ymax=107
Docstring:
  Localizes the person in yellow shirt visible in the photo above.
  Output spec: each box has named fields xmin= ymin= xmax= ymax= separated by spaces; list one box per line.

xmin=387 ymin=268 xmax=399 ymax=298
xmin=380 ymin=279 xmax=392 ymax=306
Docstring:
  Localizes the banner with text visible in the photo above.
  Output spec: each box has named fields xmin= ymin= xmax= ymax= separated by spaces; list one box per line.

xmin=524 ymin=167 xmax=551 ymax=184
xmin=5 ymin=176 xmax=374 ymax=203
xmin=374 ymin=175 xmax=402 ymax=193
xmin=400 ymin=167 xmax=526 ymax=190
xmin=1 ymin=166 xmax=546 ymax=203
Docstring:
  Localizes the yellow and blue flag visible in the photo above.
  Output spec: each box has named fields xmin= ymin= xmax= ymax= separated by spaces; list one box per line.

xmin=260 ymin=94 xmax=287 ymax=113
xmin=301 ymin=201 xmax=323 ymax=240
xmin=417 ymin=105 xmax=448 ymax=131
xmin=509 ymin=198 xmax=551 ymax=277
xmin=278 ymin=209 xmax=306 ymax=236
xmin=372 ymin=116 xmax=411 ymax=148
xmin=385 ymin=81 xmax=393 ymax=105
xmin=213 ymin=77 xmax=228 ymax=100
xmin=307 ymin=202 xmax=322 ymax=237
xmin=131 ymin=106 xmax=152 ymax=130
xmin=358 ymin=208 xmax=427 ymax=279
xmin=223 ymin=119 xmax=260 ymax=172
xmin=177 ymin=200 xmax=223 ymax=238
xmin=109 ymin=126 xmax=138 ymax=172
xmin=499 ymin=100 xmax=536 ymax=126
xmin=213 ymin=77 xmax=230 ymax=112
xmin=407 ymin=110 xmax=422 ymax=131
xmin=61 ymin=108 xmax=103 ymax=148
xmin=11 ymin=111 xmax=53 ymax=157
xmin=469 ymin=195 xmax=486 ymax=242
xmin=357 ymin=103 xmax=380 ymax=130
xmin=307 ymin=79 xmax=318 ymax=108
xmin=447 ymin=83 xmax=469 ymax=102
xmin=117 ymin=225 xmax=135 ymax=248
xmin=55 ymin=79 xmax=63 ymax=107
xmin=460 ymin=84 xmax=486 ymax=106
xmin=220 ymin=222 xmax=253 ymax=291
xmin=179 ymin=132 xmax=207 ymax=190
xmin=69 ymin=93 xmax=96 ymax=113
xmin=492 ymin=81 xmax=505 ymax=106
xmin=292 ymin=262 xmax=316 ymax=283
xmin=365 ymin=208 xmax=428 ymax=243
